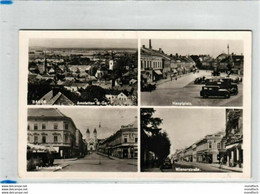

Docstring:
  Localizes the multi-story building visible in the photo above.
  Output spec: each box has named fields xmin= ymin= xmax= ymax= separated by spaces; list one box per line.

xmin=224 ymin=109 xmax=243 ymax=168
xmin=174 ymin=131 xmax=226 ymax=164
xmin=27 ymin=108 xmax=81 ymax=158
xmin=98 ymin=120 xmax=138 ymax=159
xmin=195 ymin=132 xmax=226 ymax=163
xmin=141 ymin=53 xmax=163 ymax=83
xmin=141 ymin=40 xmax=171 ymax=82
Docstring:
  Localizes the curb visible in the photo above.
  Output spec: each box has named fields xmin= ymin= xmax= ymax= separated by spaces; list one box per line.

xmin=53 ymin=164 xmax=70 ymax=172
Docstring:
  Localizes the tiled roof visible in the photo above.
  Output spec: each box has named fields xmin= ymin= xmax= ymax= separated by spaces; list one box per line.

xmin=28 ymin=108 xmax=68 ymax=118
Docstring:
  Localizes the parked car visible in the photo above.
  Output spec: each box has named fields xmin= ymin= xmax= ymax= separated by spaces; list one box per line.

xmin=160 ymin=158 xmax=172 ymax=170
xmin=204 ymin=77 xmax=238 ymax=95
xmin=141 ymin=83 xmax=156 ymax=92
xmin=200 ymin=85 xmax=230 ymax=98
xmin=194 ymin=76 xmax=206 ymax=84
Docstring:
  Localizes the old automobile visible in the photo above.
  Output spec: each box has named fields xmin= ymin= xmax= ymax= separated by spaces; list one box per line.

xmin=200 ymin=85 xmax=230 ymax=98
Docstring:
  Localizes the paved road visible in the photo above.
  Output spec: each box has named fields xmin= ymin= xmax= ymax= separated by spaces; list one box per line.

xmin=161 ymin=161 xmax=231 ymax=173
xmin=58 ymin=152 xmax=137 ymax=172
xmin=141 ymin=71 xmax=243 ymax=106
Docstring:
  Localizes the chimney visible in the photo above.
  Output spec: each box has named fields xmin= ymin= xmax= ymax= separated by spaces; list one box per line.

xmin=149 ymin=39 xmax=152 ymax=49
xmin=159 ymin=48 xmax=162 ymax=53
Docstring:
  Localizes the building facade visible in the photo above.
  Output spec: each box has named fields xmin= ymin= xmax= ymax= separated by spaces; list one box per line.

xmin=85 ymin=128 xmax=98 ymax=152
xmin=27 ymin=108 xmax=83 ymax=158
xmin=224 ymin=109 xmax=243 ymax=168
xmin=173 ymin=131 xmax=226 ymax=164
xmin=98 ymin=121 xmax=138 ymax=159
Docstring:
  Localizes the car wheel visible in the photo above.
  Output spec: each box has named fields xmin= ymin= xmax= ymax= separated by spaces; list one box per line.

xmin=225 ymin=93 xmax=230 ymax=98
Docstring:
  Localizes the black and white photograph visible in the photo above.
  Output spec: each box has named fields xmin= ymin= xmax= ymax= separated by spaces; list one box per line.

xmin=141 ymin=108 xmax=243 ymax=173
xmin=141 ymin=39 xmax=244 ymax=106
xmin=27 ymin=108 xmax=138 ymax=172
xmin=27 ymin=39 xmax=138 ymax=106
xmin=19 ymin=31 xmax=251 ymax=179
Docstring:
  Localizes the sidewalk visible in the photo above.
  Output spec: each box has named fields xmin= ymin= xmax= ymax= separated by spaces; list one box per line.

xmin=96 ymin=152 xmax=137 ymax=166
xmin=210 ymin=163 xmax=243 ymax=173
xmin=54 ymin=157 xmax=78 ymax=163
xmin=155 ymin=72 xmax=193 ymax=86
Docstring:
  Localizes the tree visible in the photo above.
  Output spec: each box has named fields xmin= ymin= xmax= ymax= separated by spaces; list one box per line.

xmin=141 ymin=108 xmax=171 ymax=169
xmin=149 ymin=132 xmax=171 ymax=165
xmin=80 ymin=85 xmax=107 ymax=103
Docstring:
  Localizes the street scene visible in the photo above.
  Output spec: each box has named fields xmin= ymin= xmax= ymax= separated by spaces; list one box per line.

xmin=141 ymin=39 xmax=243 ymax=106
xmin=27 ymin=108 xmax=138 ymax=172
xmin=141 ymin=108 xmax=243 ymax=173
xmin=28 ymin=39 xmax=138 ymax=106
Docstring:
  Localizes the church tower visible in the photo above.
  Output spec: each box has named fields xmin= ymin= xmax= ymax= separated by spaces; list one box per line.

xmin=44 ymin=58 xmax=47 ymax=74
xmin=86 ymin=128 xmax=90 ymax=142
xmin=93 ymin=128 xmax=97 ymax=142
xmin=109 ymin=59 xmax=114 ymax=70
xmin=93 ymin=128 xmax=97 ymax=150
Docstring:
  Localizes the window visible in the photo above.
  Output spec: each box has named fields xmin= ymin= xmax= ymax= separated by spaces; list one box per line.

xmin=54 ymin=123 xmax=58 ymax=130
xmin=34 ymin=136 xmax=38 ymax=143
xmin=217 ymin=143 xmax=221 ymax=149
xmin=42 ymin=136 xmax=46 ymax=143
xmin=54 ymin=136 xmax=58 ymax=143
xmin=27 ymin=136 xmax=30 ymax=142
xmin=124 ymin=138 xmax=127 ymax=143
xmin=34 ymin=124 xmax=38 ymax=130
xmin=28 ymin=125 xmax=30 ymax=130
xmin=135 ymin=138 xmax=138 ymax=143
xmin=65 ymin=135 xmax=68 ymax=142
xmin=65 ymin=123 xmax=68 ymax=130
xmin=208 ymin=142 xmax=212 ymax=149
xmin=42 ymin=123 xmax=46 ymax=130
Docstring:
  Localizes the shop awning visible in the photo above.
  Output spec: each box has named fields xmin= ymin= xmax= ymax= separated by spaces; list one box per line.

xmin=154 ymin=70 xmax=163 ymax=75
xmin=226 ymin=143 xmax=241 ymax=150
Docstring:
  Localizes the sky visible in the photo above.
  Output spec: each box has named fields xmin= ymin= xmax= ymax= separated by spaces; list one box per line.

xmin=30 ymin=39 xmax=137 ymax=49
xmin=59 ymin=108 xmax=137 ymax=140
xmin=142 ymin=39 xmax=243 ymax=57
xmin=152 ymin=108 xmax=226 ymax=155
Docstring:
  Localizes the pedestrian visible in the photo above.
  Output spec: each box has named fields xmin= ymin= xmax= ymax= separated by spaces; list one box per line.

xmin=219 ymin=157 xmax=223 ymax=168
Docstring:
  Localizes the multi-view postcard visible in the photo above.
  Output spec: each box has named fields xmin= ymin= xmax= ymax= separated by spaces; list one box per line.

xmin=19 ymin=31 xmax=251 ymax=179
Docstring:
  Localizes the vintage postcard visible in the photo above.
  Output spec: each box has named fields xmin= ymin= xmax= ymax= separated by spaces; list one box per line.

xmin=19 ymin=31 xmax=251 ymax=179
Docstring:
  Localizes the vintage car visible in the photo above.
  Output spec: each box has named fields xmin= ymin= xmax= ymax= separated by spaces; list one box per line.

xmin=141 ymin=83 xmax=156 ymax=92
xmin=200 ymin=85 xmax=230 ymax=98
xmin=204 ymin=77 xmax=238 ymax=95
xmin=194 ymin=77 xmax=206 ymax=84
xmin=160 ymin=158 xmax=172 ymax=169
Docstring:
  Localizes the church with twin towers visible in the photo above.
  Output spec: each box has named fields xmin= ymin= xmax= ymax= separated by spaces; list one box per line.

xmin=85 ymin=127 xmax=98 ymax=152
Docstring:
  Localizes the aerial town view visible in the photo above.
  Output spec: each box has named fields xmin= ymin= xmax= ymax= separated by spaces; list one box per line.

xmin=141 ymin=39 xmax=243 ymax=106
xmin=28 ymin=39 xmax=138 ymax=106
xmin=27 ymin=108 xmax=138 ymax=172
xmin=141 ymin=108 xmax=243 ymax=173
